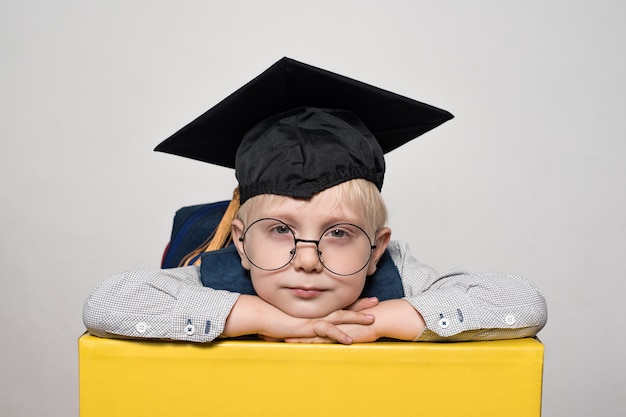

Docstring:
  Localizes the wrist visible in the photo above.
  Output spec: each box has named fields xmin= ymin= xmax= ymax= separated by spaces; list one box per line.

xmin=224 ymin=295 xmax=304 ymax=339
xmin=368 ymin=299 xmax=426 ymax=341
xmin=223 ymin=295 xmax=274 ymax=337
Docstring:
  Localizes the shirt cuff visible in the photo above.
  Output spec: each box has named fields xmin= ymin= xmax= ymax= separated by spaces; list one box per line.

xmin=405 ymin=286 xmax=483 ymax=339
xmin=171 ymin=287 xmax=240 ymax=342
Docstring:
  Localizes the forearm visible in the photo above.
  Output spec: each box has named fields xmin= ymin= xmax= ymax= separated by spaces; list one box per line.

xmin=367 ymin=299 xmax=426 ymax=341
xmin=389 ymin=241 xmax=548 ymax=341
xmin=83 ymin=266 xmax=240 ymax=343
xmin=405 ymin=271 xmax=547 ymax=341
xmin=222 ymin=294 xmax=288 ymax=338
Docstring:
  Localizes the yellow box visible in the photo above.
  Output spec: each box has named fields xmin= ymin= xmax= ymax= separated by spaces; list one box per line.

xmin=79 ymin=333 xmax=543 ymax=417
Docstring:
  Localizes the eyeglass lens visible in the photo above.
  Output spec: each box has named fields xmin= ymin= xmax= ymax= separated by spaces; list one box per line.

xmin=241 ymin=218 xmax=374 ymax=276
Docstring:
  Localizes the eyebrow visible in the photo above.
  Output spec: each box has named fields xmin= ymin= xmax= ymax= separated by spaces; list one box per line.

xmin=255 ymin=212 xmax=362 ymax=230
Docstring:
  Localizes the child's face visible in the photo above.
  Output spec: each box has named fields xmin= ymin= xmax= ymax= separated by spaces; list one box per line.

xmin=232 ymin=189 xmax=391 ymax=319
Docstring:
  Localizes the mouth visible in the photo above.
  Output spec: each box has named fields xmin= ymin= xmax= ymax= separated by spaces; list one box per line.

xmin=288 ymin=287 xmax=325 ymax=299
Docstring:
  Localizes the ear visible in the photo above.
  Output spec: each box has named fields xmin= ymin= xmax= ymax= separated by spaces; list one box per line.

xmin=231 ymin=219 xmax=252 ymax=270
xmin=366 ymin=227 xmax=392 ymax=276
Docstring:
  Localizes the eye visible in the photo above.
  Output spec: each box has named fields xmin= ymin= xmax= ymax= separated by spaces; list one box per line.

xmin=272 ymin=225 xmax=291 ymax=235
xmin=324 ymin=226 xmax=357 ymax=241
xmin=329 ymin=228 xmax=348 ymax=238
xmin=321 ymin=224 xmax=369 ymax=245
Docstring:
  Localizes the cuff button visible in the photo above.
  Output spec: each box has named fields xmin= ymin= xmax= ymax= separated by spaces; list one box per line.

xmin=135 ymin=322 xmax=148 ymax=334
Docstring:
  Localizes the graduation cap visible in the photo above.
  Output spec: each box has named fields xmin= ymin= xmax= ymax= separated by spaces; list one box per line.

xmin=155 ymin=57 xmax=453 ymax=203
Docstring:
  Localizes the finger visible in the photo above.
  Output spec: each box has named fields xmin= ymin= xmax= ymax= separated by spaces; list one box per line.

xmin=284 ymin=337 xmax=334 ymax=344
xmin=326 ymin=309 xmax=375 ymax=325
xmin=347 ymin=297 xmax=379 ymax=311
xmin=312 ymin=321 xmax=353 ymax=345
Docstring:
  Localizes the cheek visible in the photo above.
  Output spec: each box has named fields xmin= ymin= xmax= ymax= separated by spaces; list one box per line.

xmin=340 ymin=276 xmax=368 ymax=303
xmin=249 ymin=270 xmax=368 ymax=317
xmin=249 ymin=272 xmax=274 ymax=299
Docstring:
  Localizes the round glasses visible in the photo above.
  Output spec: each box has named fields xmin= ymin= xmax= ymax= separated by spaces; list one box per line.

xmin=239 ymin=218 xmax=376 ymax=276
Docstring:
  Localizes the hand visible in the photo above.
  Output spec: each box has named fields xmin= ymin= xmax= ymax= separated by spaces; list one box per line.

xmin=285 ymin=299 xmax=426 ymax=344
xmin=298 ymin=308 xmax=377 ymax=344
xmin=284 ymin=320 xmax=378 ymax=344
xmin=260 ymin=297 xmax=380 ymax=343
xmin=346 ymin=296 xmax=380 ymax=311
xmin=282 ymin=296 xmax=380 ymax=344
xmin=223 ymin=295 xmax=376 ymax=344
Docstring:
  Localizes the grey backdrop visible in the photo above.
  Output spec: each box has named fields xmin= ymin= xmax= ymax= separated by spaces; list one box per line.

xmin=2 ymin=1 xmax=624 ymax=416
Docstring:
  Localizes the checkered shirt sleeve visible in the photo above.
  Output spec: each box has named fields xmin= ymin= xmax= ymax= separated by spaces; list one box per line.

xmin=83 ymin=266 xmax=240 ymax=342
xmin=387 ymin=241 xmax=547 ymax=341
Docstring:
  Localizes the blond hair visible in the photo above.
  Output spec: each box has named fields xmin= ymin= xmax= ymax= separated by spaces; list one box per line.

xmin=180 ymin=179 xmax=387 ymax=266
xmin=237 ymin=179 xmax=387 ymax=234
xmin=179 ymin=187 xmax=241 ymax=266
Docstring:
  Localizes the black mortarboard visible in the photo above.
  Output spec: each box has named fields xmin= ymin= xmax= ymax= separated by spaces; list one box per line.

xmin=155 ymin=57 xmax=453 ymax=203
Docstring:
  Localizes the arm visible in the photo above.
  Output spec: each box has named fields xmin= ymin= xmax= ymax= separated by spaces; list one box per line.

xmin=82 ymin=266 xmax=239 ymax=343
xmin=83 ymin=266 xmax=375 ymax=344
xmin=389 ymin=241 xmax=548 ymax=341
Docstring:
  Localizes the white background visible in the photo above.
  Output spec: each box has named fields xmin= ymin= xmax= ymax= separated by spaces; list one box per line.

xmin=2 ymin=1 xmax=625 ymax=416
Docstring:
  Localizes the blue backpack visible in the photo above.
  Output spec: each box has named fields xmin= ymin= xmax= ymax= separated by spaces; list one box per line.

xmin=161 ymin=200 xmax=231 ymax=268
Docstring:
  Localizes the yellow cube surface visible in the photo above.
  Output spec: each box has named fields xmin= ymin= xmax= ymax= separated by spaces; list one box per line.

xmin=79 ymin=334 xmax=543 ymax=417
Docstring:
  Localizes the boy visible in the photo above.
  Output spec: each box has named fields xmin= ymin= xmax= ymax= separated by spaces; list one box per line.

xmin=83 ymin=58 xmax=547 ymax=344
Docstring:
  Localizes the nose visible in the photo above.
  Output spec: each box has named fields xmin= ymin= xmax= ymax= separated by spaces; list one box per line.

xmin=291 ymin=241 xmax=323 ymax=273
